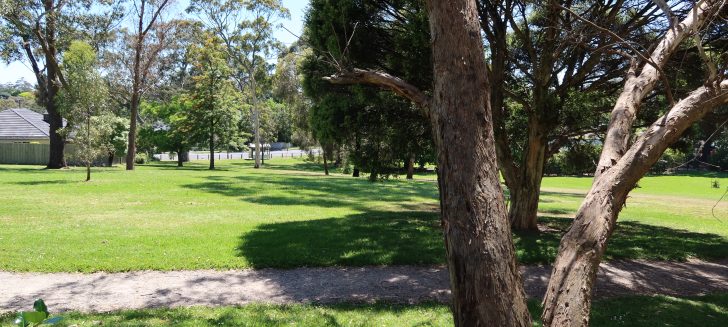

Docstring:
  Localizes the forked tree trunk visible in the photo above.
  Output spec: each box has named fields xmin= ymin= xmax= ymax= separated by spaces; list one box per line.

xmin=426 ymin=1 xmax=531 ymax=325
xmin=542 ymin=81 xmax=728 ymax=327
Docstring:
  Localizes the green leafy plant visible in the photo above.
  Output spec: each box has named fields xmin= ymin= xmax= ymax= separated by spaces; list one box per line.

xmin=14 ymin=299 xmax=62 ymax=326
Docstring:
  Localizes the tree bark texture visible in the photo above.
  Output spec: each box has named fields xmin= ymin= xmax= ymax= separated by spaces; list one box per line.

xmin=542 ymin=80 xmax=728 ymax=327
xmin=508 ymin=116 xmax=548 ymax=230
xmin=126 ymin=10 xmax=146 ymax=171
xmin=426 ymin=0 xmax=531 ymax=325
xmin=595 ymin=0 xmax=721 ymax=177
xmin=406 ymin=155 xmax=415 ymax=180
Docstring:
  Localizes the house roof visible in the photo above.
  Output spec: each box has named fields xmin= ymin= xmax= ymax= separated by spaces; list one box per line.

xmin=0 ymin=108 xmax=51 ymax=140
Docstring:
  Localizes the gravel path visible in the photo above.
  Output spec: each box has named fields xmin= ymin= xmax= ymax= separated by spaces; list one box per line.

xmin=1 ymin=259 xmax=726 ymax=313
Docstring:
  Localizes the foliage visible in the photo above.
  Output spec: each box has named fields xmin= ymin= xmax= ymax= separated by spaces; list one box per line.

xmin=273 ymin=43 xmax=316 ymax=148
xmin=545 ymin=140 xmax=602 ymax=176
xmin=188 ymin=0 xmax=290 ymax=165
xmin=57 ymin=41 xmax=111 ymax=178
xmin=302 ymin=0 xmax=434 ymax=177
xmin=0 ymin=0 xmax=123 ymax=103
xmin=139 ymin=97 xmax=195 ymax=163
xmin=134 ymin=153 xmax=149 ymax=164
xmin=186 ymin=35 xmax=245 ymax=164
xmin=14 ymin=299 xmax=62 ymax=326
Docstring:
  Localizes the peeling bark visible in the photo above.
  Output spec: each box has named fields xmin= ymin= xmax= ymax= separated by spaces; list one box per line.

xmin=543 ymin=80 xmax=728 ymax=327
xmin=595 ymin=0 xmax=721 ymax=178
xmin=426 ymin=0 xmax=531 ymax=325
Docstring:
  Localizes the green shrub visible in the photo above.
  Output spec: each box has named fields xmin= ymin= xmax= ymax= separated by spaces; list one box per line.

xmin=134 ymin=153 xmax=148 ymax=164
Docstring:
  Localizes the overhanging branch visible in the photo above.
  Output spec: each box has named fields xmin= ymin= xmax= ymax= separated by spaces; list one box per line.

xmin=324 ymin=68 xmax=431 ymax=117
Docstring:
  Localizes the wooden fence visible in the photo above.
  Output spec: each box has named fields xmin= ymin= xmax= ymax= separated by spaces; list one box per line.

xmin=0 ymin=143 xmax=79 ymax=165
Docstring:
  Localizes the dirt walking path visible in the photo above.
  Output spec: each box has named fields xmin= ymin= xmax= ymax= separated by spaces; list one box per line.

xmin=1 ymin=259 xmax=726 ymax=313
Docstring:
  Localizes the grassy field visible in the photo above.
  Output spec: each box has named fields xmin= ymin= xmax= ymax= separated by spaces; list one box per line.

xmin=2 ymin=294 xmax=726 ymax=326
xmin=0 ymin=158 xmax=727 ymax=272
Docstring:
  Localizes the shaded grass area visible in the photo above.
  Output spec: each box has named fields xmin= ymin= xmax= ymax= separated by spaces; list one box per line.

xmin=1 ymin=158 xmax=728 ymax=272
xmin=1 ymin=295 xmax=726 ymax=326
xmin=514 ymin=217 xmax=728 ymax=264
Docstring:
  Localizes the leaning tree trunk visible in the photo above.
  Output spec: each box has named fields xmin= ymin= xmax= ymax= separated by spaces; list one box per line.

xmin=44 ymin=0 xmax=65 ymax=169
xmin=542 ymin=80 xmax=728 ymax=327
xmin=426 ymin=0 xmax=531 ymax=325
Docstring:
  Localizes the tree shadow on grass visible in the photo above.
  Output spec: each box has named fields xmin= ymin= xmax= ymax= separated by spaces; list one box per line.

xmin=182 ymin=174 xmax=439 ymax=212
xmin=140 ymin=163 xmax=231 ymax=171
xmin=515 ymin=216 xmax=728 ymax=264
xmin=10 ymin=180 xmax=74 ymax=186
xmin=253 ymin=160 xmax=328 ymax=173
xmin=588 ymin=294 xmax=728 ymax=327
xmin=237 ymin=210 xmax=445 ymax=268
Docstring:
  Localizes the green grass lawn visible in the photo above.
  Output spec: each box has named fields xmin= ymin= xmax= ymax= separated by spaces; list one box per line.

xmin=0 ymin=158 xmax=727 ymax=272
xmin=2 ymin=294 xmax=726 ymax=326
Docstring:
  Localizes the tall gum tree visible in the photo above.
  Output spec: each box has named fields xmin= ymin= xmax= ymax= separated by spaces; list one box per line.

xmin=324 ymin=0 xmax=727 ymax=325
xmin=0 ymin=0 xmax=121 ymax=168
xmin=125 ymin=0 xmax=172 ymax=170
xmin=308 ymin=0 xmax=666 ymax=230
xmin=327 ymin=0 xmax=532 ymax=324
xmin=188 ymin=0 xmax=289 ymax=169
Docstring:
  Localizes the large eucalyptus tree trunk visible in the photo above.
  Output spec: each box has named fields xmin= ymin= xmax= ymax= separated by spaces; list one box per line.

xmin=44 ymin=0 xmax=65 ymax=169
xmin=325 ymin=0 xmax=533 ymax=323
xmin=426 ymin=1 xmax=531 ymax=325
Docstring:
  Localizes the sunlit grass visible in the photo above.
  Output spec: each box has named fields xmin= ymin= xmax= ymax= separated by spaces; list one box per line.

xmin=0 ymin=158 xmax=727 ymax=272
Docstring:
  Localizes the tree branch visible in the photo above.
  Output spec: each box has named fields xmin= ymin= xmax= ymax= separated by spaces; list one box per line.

xmin=595 ymin=0 xmax=724 ymax=178
xmin=324 ymin=68 xmax=431 ymax=116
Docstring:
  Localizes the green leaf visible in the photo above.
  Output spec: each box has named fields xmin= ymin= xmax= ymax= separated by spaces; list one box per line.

xmin=14 ymin=313 xmax=27 ymax=327
xmin=33 ymin=299 xmax=48 ymax=315
xmin=18 ymin=311 xmax=48 ymax=324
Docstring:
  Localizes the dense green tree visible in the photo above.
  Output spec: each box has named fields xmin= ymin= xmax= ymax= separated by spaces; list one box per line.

xmin=188 ymin=0 xmax=289 ymax=168
xmin=0 ymin=0 xmax=123 ymax=168
xmin=186 ymin=36 xmax=244 ymax=170
xmin=140 ymin=97 xmax=194 ymax=167
xmin=273 ymin=42 xmax=316 ymax=149
xmin=303 ymin=0 xmax=434 ymax=179
xmin=57 ymin=41 xmax=110 ymax=181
